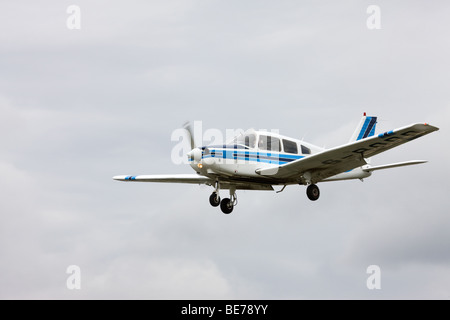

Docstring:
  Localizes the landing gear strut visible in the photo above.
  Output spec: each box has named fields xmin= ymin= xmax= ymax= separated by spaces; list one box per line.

xmin=306 ymin=184 xmax=320 ymax=201
xmin=209 ymin=181 xmax=221 ymax=207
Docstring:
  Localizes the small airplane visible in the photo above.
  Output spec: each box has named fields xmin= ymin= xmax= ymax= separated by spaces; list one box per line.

xmin=114 ymin=114 xmax=439 ymax=214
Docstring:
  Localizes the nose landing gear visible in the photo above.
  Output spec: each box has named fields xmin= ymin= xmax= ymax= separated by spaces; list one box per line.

xmin=209 ymin=192 xmax=221 ymax=207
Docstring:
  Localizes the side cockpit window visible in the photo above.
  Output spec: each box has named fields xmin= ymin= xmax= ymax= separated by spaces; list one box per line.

xmin=233 ymin=133 xmax=256 ymax=149
xmin=245 ymin=134 xmax=256 ymax=149
xmin=258 ymin=135 xmax=281 ymax=152
xmin=282 ymin=139 xmax=298 ymax=154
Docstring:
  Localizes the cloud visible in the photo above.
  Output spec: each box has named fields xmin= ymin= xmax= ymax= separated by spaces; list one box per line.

xmin=0 ymin=0 xmax=449 ymax=299
xmin=86 ymin=257 xmax=233 ymax=299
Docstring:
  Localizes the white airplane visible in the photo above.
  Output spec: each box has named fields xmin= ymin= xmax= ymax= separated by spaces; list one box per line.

xmin=114 ymin=114 xmax=438 ymax=214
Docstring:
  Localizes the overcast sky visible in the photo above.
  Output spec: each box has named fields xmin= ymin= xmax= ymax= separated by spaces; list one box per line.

xmin=1 ymin=0 xmax=449 ymax=299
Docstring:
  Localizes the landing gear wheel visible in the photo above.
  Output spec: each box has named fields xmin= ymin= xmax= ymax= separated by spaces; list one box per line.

xmin=306 ymin=184 xmax=320 ymax=201
xmin=209 ymin=192 xmax=221 ymax=207
xmin=220 ymin=198 xmax=234 ymax=214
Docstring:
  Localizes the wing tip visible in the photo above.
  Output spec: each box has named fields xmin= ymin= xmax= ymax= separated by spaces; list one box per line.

xmin=414 ymin=122 xmax=439 ymax=131
xmin=113 ymin=175 xmax=133 ymax=181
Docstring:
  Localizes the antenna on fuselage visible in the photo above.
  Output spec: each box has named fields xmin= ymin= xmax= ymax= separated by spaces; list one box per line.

xmin=301 ymin=132 xmax=308 ymax=141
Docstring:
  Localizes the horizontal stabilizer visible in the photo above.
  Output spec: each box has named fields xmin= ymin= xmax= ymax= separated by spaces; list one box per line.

xmin=363 ymin=160 xmax=427 ymax=172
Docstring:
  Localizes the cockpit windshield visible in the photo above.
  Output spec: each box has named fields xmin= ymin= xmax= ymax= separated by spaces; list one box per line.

xmin=233 ymin=133 xmax=257 ymax=149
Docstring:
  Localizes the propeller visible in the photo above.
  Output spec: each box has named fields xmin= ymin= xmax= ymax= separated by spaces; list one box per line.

xmin=183 ymin=121 xmax=203 ymax=162
xmin=183 ymin=121 xmax=196 ymax=150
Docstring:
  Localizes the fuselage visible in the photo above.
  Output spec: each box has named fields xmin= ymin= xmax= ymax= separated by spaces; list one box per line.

xmin=188 ymin=129 xmax=370 ymax=185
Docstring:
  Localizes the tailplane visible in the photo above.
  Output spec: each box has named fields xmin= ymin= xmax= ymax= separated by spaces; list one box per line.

xmin=363 ymin=160 xmax=428 ymax=172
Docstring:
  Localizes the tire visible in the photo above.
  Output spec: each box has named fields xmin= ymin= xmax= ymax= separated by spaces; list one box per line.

xmin=220 ymin=198 xmax=233 ymax=214
xmin=306 ymin=184 xmax=320 ymax=201
xmin=209 ymin=192 xmax=221 ymax=207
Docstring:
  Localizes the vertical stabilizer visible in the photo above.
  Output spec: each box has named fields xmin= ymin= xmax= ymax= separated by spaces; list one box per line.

xmin=349 ymin=113 xmax=377 ymax=142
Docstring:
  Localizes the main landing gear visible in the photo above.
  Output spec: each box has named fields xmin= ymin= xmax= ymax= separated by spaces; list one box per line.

xmin=209 ymin=182 xmax=237 ymax=214
xmin=306 ymin=184 xmax=320 ymax=201
xmin=220 ymin=197 xmax=234 ymax=214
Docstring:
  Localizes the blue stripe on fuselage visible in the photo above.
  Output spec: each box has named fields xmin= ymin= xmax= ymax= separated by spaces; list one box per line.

xmin=203 ymin=148 xmax=304 ymax=165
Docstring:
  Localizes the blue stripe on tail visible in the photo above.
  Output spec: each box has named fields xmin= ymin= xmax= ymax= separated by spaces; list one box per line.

xmin=363 ymin=117 xmax=377 ymax=139
xmin=357 ymin=116 xmax=377 ymax=140
xmin=357 ymin=117 xmax=371 ymax=140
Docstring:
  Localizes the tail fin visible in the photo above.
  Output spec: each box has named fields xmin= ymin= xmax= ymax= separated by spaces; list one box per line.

xmin=349 ymin=113 xmax=377 ymax=142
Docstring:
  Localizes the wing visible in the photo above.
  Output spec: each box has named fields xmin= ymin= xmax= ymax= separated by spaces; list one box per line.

xmin=256 ymin=123 xmax=438 ymax=183
xmin=113 ymin=174 xmax=213 ymax=184
xmin=113 ymin=174 xmax=274 ymax=190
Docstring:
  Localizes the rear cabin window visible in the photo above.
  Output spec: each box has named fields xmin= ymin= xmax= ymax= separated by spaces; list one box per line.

xmin=282 ymin=139 xmax=298 ymax=154
xmin=258 ymin=135 xmax=281 ymax=152
xmin=301 ymin=145 xmax=311 ymax=155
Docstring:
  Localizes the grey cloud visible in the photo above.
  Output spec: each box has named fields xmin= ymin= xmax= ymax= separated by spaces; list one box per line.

xmin=0 ymin=0 xmax=449 ymax=299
